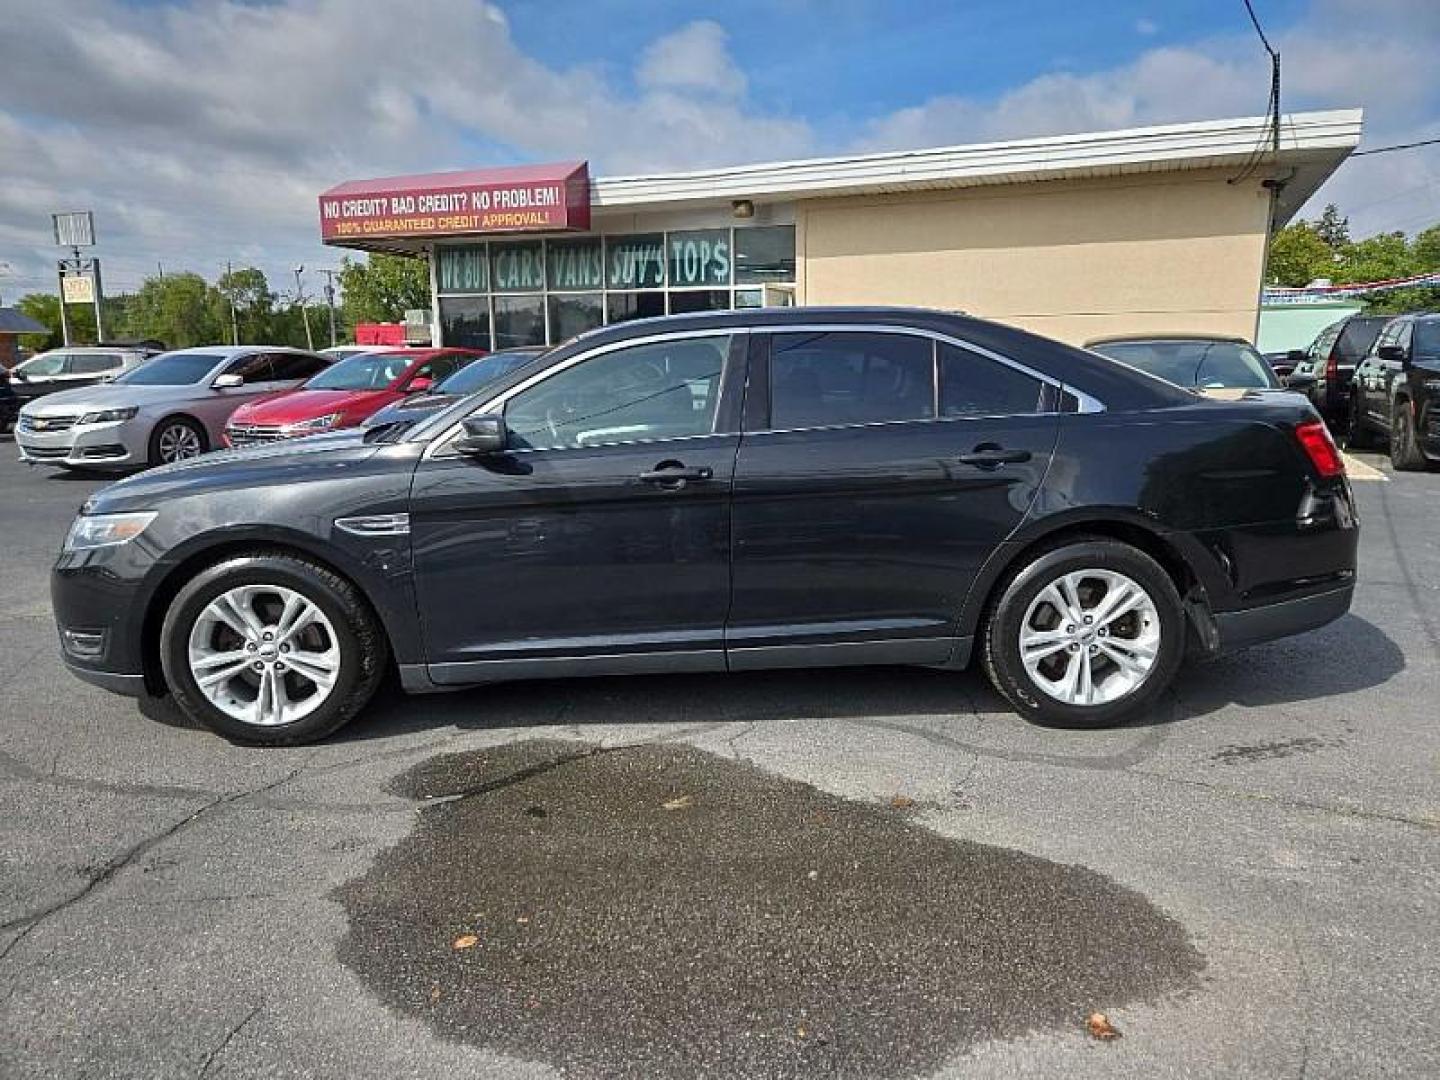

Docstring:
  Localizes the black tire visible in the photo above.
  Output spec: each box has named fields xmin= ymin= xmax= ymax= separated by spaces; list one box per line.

xmin=148 ymin=415 xmax=207 ymax=466
xmin=1390 ymin=400 xmax=1429 ymax=471
xmin=1345 ymin=397 xmax=1377 ymax=450
xmin=981 ymin=538 xmax=1185 ymax=728
xmin=159 ymin=551 xmax=389 ymax=745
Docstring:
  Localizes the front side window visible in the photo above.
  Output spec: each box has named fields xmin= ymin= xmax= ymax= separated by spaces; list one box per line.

xmin=504 ymin=335 xmax=730 ymax=450
xmin=117 ymin=352 xmax=225 ymax=386
xmin=770 ymin=331 xmax=934 ymax=429
xmin=939 ymin=343 xmax=1043 ymax=416
xmin=1413 ymin=321 xmax=1440 ymax=362
xmin=222 ymin=353 xmax=276 ymax=384
xmin=69 ymin=353 xmax=123 ymax=375
xmin=20 ymin=353 xmax=70 ymax=377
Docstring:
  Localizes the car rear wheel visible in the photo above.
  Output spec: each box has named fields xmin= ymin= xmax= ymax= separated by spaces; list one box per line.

xmin=159 ymin=552 xmax=388 ymax=745
xmin=1390 ymin=400 xmax=1429 ymax=471
xmin=149 ymin=416 xmax=207 ymax=465
xmin=981 ymin=539 xmax=1184 ymax=727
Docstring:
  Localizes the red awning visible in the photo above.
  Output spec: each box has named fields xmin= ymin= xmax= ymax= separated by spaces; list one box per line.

xmin=319 ymin=161 xmax=590 ymax=243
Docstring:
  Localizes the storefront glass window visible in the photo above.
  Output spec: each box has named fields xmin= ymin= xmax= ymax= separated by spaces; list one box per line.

xmin=491 ymin=241 xmax=545 ymax=292
xmin=607 ymin=292 xmax=666 ymax=323
xmin=667 ymin=229 xmax=731 ymax=288
xmin=606 ymin=234 xmax=666 ymax=289
xmin=735 ymin=226 xmax=796 ymax=284
xmin=668 ymin=290 xmax=731 ymax=314
xmin=439 ymin=297 xmax=492 ymax=350
xmin=494 ymin=295 xmax=546 ymax=347
xmin=436 ymin=245 xmax=489 ymax=294
xmin=734 ymin=288 xmax=764 ymax=309
xmin=547 ymin=294 xmax=604 ymax=341
xmin=547 ymin=238 xmax=604 ymax=291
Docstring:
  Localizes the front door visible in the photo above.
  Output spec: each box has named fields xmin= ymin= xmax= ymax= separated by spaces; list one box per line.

xmin=727 ymin=329 xmax=1059 ymax=668
xmin=409 ymin=331 xmax=745 ymax=683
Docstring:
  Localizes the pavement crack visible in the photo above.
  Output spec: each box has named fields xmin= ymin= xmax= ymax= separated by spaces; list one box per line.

xmin=196 ymin=1003 xmax=262 ymax=1078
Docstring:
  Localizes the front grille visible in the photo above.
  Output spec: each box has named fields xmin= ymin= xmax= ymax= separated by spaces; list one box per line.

xmin=20 ymin=445 xmax=71 ymax=460
xmin=226 ymin=424 xmax=291 ymax=447
xmin=19 ymin=414 xmax=79 ymax=433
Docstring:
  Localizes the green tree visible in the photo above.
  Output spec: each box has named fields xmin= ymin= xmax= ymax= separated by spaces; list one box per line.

xmin=1315 ymin=203 xmax=1351 ymax=250
xmin=126 ymin=272 xmax=225 ymax=348
xmin=15 ymin=293 xmax=68 ymax=350
xmin=1267 ymin=222 xmax=1333 ymax=286
xmin=338 ymin=254 xmax=429 ymax=327
xmin=1336 ymin=231 xmax=1413 ymax=284
xmin=14 ymin=292 xmax=130 ymax=349
xmin=213 ymin=266 xmax=275 ymax=344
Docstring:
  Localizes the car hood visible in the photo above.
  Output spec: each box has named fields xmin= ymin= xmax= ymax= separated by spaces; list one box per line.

xmin=86 ymin=429 xmax=390 ymax=513
xmin=20 ymin=382 xmax=206 ymax=416
xmin=230 ymin=388 xmax=395 ymax=425
xmin=362 ymin=393 xmax=457 ymax=427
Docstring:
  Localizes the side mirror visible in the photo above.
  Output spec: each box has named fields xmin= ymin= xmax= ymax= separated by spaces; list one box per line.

xmin=1377 ymin=344 xmax=1408 ymax=366
xmin=212 ymin=373 xmax=243 ymax=389
xmin=455 ymin=414 xmax=508 ymax=456
xmin=1285 ymin=349 xmax=1307 ymax=364
xmin=405 ymin=376 xmax=434 ymax=394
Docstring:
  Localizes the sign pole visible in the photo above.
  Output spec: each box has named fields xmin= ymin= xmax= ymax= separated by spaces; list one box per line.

xmin=91 ymin=257 xmax=106 ymax=342
xmin=57 ymin=263 xmax=72 ymax=346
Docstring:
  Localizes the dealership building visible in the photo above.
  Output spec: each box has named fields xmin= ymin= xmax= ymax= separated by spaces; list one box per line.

xmin=319 ymin=109 xmax=1360 ymax=351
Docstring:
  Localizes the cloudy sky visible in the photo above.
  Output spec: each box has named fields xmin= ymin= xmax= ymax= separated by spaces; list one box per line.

xmin=1 ymin=0 xmax=1436 ymax=300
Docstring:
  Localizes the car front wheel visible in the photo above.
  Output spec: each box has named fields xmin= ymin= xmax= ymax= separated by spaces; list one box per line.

xmin=159 ymin=552 xmax=389 ymax=744
xmin=982 ymin=539 xmax=1185 ymax=727
xmin=149 ymin=416 xmax=207 ymax=465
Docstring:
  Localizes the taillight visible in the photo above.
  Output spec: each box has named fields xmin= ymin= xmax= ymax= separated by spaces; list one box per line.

xmin=1295 ymin=419 xmax=1344 ymax=478
xmin=1324 ymin=349 xmax=1339 ymax=381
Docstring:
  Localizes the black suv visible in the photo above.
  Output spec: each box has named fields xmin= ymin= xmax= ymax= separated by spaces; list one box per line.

xmin=52 ymin=307 xmax=1357 ymax=745
xmin=1285 ymin=315 xmax=1388 ymax=427
xmin=1347 ymin=312 xmax=1440 ymax=470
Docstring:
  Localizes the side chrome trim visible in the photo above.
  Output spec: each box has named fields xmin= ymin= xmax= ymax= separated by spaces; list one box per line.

xmin=428 ymin=648 xmax=727 ymax=685
xmin=424 ymin=328 xmax=745 ymax=461
xmin=334 ymin=512 xmax=411 ymax=537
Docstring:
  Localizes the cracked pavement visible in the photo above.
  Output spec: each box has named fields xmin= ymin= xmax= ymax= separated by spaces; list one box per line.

xmin=1 ymin=448 xmax=1437 ymax=1078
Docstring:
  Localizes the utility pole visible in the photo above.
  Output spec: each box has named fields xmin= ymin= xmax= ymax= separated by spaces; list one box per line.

xmin=318 ymin=268 xmax=339 ymax=347
xmin=225 ymin=261 xmax=239 ymax=345
xmin=293 ymin=265 xmax=314 ymax=351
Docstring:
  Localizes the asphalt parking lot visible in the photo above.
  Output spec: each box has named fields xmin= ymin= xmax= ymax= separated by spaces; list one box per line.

xmin=1 ymin=446 xmax=1436 ymax=1079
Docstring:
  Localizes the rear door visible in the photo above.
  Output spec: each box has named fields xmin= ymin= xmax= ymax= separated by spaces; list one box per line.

xmin=727 ymin=328 xmax=1059 ymax=668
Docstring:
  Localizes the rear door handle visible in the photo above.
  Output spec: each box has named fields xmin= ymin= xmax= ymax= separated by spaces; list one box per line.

xmin=639 ymin=463 xmax=713 ymax=485
xmin=957 ymin=446 xmax=1032 ymax=468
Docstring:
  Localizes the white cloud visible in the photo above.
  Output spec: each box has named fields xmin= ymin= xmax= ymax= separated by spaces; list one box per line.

xmin=637 ymin=20 xmax=748 ymax=98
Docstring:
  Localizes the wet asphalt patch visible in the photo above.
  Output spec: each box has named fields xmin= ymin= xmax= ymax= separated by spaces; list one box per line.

xmin=335 ymin=740 xmax=1203 ymax=1078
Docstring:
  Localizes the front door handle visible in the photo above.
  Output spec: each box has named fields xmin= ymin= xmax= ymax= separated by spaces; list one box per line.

xmin=957 ymin=445 xmax=1032 ymax=469
xmin=639 ymin=462 xmax=713 ymax=487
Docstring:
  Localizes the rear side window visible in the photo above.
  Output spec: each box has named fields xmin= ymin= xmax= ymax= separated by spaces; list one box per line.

xmin=222 ymin=353 xmax=275 ymax=383
xmin=69 ymin=353 xmax=122 ymax=375
xmin=770 ymin=331 xmax=934 ymax=429
xmin=268 ymin=352 xmax=329 ymax=381
xmin=938 ymin=342 xmax=1043 ymax=416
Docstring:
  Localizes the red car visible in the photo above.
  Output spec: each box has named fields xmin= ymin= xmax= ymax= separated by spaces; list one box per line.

xmin=224 ymin=348 xmax=484 ymax=448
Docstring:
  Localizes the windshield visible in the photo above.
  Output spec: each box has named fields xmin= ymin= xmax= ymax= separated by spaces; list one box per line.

xmin=1414 ymin=321 xmax=1440 ymax=362
xmin=436 ymin=351 xmax=540 ymax=395
xmin=1092 ymin=340 xmax=1277 ymax=390
xmin=305 ymin=352 xmax=412 ymax=391
xmin=115 ymin=352 xmax=224 ymax=386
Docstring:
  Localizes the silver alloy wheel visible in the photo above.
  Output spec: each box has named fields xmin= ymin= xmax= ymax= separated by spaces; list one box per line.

xmin=1019 ymin=568 xmax=1161 ymax=707
xmin=158 ymin=422 xmax=203 ymax=462
xmin=187 ymin=584 xmax=341 ymax=727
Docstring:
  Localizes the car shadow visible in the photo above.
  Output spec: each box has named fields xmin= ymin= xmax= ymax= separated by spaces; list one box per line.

xmin=334 ymin=613 xmax=1403 ymax=744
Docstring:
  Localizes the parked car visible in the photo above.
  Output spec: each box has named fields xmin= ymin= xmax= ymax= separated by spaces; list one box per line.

xmin=319 ymin=345 xmax=388 ymax=362
xmin=224 ymin=348 xmax=485 ymax=448
xmin=9 ymin=345 xmax=160 ymax=406
xmin=1085 ymin=334 xmax=1281 ymax=395
xmin=1345 ymin=312 xmax=1440 ymax=470
xmin=0 ymin=366 xmax=19 ymax=434
xmin=1264 ymin=350 xmax=1302 ymax=379
xmin=17 ymin=346 xmax=331 ymax=470
xmin=362 ymin=347 xmax=546 ymax=432
xmin=51 ymin=307 xmax=1357 ymax=745
xmin=1284 ymin=315 xmax=1388 ymax=426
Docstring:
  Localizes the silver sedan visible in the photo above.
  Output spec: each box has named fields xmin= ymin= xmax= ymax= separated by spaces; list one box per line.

xmin=15 ymin=346 xmax=331 ymax=470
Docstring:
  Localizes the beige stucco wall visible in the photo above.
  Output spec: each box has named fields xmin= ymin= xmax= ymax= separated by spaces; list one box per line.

xmin=796 ymin=168 xmax=1273 ymax=345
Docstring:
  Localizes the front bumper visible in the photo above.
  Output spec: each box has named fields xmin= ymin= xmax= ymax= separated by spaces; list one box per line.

xmin=16 ymin=417 xmax=147 ymax=467
xmin=62 ymin=659 xmax=147 ymax=697
xmin=1215 ymin=581 xmax=1354 ymax=652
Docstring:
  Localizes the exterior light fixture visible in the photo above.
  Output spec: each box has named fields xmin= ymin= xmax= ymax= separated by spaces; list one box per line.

xmin=731 ymin=199 xmax=755 ymax=219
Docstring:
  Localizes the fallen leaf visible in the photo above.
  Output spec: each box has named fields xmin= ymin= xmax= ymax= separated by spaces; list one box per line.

xmin=1086 ymin=1012 xmax=1121 ymax=1040
xmin=806 ymin=870 xmax=819 ymax=881
xmin=796 ymin=1026 xmax=807 ymax=1039
xmin=890 ymin=795 xmax=916 ymax=810
xmin=662 ymin=795 xmax=695 ymax=811
xmin=429 ymin=986 xmax=443 ymax=1004
xmin=452 ymin=934 xmax=480 ymax=950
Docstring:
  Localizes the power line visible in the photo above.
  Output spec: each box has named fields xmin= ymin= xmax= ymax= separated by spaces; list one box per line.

xmin=1242 ymin=0 xmax=1278 ymax=58
xmin=1228 ymin=0 xmax=1281 ymax=186
xmin=1352 ymin=136 xmax=1440 ymax=158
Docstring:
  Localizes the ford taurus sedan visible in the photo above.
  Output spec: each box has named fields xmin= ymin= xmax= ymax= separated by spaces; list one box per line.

xmin=18 ymin=347 xmax=331 ymax=469
xmin=51 ymin=307 xmax=1357 ymax=745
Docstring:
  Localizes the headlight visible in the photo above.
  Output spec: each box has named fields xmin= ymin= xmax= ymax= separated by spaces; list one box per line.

xmin=283 ymin=412 xmax=340 ymax=433
xmin=78 ymin=406 xmax=139 ymax=425
xmin=64 ymin=511 xmax=157 ymax=551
